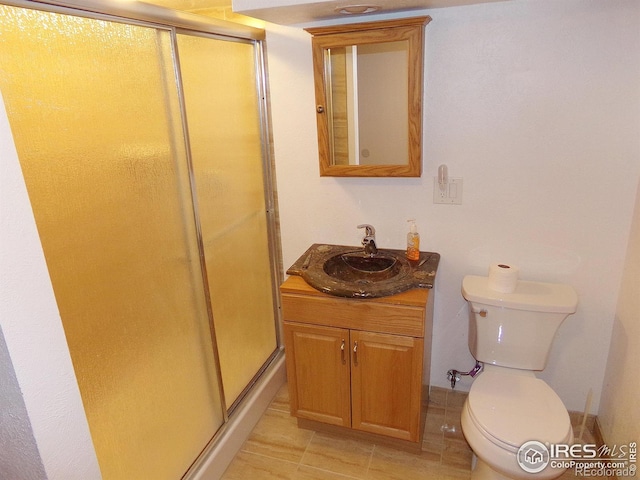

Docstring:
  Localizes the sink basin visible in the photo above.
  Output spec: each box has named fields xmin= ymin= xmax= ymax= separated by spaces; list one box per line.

xmin=286 ymin=244 xmax=440 ymax=298
xmin=323 ymin=252 xmax=401 ymax=283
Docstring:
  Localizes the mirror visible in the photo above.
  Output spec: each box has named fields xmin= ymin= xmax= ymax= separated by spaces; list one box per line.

xmin=306 ymin=17 xmax=431 ymax=177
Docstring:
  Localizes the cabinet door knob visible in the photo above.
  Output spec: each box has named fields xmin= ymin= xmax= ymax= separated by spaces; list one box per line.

xmin=341 ymin=339 xmax=346 ymax=364
xmin=353 ymin=341 xmax=358 ymax=366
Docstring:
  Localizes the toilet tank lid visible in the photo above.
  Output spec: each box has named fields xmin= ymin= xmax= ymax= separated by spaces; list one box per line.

xmin=462 ymin=275 xmax=578 ymax=313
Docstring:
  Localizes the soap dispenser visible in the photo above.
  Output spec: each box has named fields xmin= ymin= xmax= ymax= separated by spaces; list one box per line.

xmin=406 ymin=220 xmax=420 ymax=261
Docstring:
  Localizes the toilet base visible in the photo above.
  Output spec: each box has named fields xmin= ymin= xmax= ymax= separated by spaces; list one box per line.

xmin=462 ymin=397 xmax=571 ymax=480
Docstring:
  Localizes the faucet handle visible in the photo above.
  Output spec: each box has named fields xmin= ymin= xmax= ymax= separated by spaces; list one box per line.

xmin=357 ymin=224 xmax=376 ymax=237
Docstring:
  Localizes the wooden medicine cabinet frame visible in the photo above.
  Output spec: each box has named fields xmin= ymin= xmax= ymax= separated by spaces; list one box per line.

xmin=306 ymin=16 xmax=431 ymax=177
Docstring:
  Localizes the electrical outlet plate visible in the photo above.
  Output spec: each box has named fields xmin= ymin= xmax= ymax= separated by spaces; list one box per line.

xmin=433 ymin=177 xmax=463 ymax=204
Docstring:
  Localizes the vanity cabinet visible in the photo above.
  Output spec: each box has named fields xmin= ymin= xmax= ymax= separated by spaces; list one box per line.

xmin=280 ymin=276 xmax=433 ymax=446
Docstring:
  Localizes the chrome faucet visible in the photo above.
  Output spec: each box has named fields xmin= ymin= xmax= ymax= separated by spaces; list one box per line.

xmin=357 ymin=224 xmax=378 ymax=256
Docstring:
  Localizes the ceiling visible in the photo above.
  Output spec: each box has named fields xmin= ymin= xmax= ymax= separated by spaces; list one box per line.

xmin=144 ymin=0 xmax=509 ymax=25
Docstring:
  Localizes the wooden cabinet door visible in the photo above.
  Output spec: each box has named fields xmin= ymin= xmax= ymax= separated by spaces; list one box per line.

xmin=350 ymin=330 xmax=423 ymax=441
xmin=283 ymin=322 xmax=351 ymax=427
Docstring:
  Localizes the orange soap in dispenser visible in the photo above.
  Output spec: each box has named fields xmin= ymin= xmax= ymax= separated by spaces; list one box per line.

xmin=406 ymin=220 xmax=420 ymax=261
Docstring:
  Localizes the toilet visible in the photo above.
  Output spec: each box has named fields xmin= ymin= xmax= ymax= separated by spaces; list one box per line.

xmin=460 ymin=275 xmax=578 ymax=480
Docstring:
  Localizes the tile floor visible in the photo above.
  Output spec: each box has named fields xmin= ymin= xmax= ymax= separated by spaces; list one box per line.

xmin=221 ymin=383 xmax=602 ymax=480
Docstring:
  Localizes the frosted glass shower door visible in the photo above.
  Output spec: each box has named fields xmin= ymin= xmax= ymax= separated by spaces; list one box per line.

xmin=177 ymin=33 xmax=278 ymax=407
xmin=0 ymin=6 xmax=225 ymax=479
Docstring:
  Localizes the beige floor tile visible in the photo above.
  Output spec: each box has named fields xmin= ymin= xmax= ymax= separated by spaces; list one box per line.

xmin=441 ymin=438 xmax=472 ymax=471
xmin=425 ymin=404 xmax=445 ymax=426
xmin=294 ymin=464 xmax=363 ymax=480
xmin=429 ymin=387 xmax=448 ymax=407
xmin=223 ymin=382 xmax=605 ymax=480
xmin=270 ymin=383 xmax=291 ymax=413
xmin=366 ymin=444 xmax=446 ymax=480
xmin=572 ymin=427 xmax=596 ymax=445
xmin=443 ymin=406 xmax=465 ymax=441
xmin=424 ymin=404 xmax=446 ymax=445
xmin=242 ymin=408 xmax=315 ymax=463
xmin=446 ymin=390 xmax=468 ymax=410
xmin=221 ymin=450 xmax=299 ymax=480
xmin=430 ymin=468 xmax=472 ymax=480
xmin=421 ymin=439 xmax=443 ymax=463
xmin=300 ymin=432 xmax=374 ymax=479
xmin=432 ymin=467 xmax=473 ymax=480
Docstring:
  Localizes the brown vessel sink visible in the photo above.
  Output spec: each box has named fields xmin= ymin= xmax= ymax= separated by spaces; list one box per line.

xmin=286 ymin=244 xmax=440 ymax=298
xmin=323 ymin=252 xmax=401 ymax=282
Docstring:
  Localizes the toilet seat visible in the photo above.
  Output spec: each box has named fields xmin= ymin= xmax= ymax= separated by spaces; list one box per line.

xmin=466 ymin=370 xmax=572 ymax=451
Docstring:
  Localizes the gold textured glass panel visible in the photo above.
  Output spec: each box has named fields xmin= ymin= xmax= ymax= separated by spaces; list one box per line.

xmin=177 ymin=33 xmax=278 ymax=406
xmin=0 ymin=6 xmax=224 ymax=479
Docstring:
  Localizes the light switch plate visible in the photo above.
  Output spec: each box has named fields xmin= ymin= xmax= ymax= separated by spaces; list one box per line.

xmin=433 ymin=177 xmax=463 ymax=204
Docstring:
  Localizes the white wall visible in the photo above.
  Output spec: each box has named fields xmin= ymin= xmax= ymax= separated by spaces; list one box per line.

xmin=0 ymin=94 xmax=102 ymax=479
xmin=598 ymin=177 xmax=640 ymax=444
xmin=0 ymin=326 xmax=47 ymax=480
xmin=266 ymin=0 xmax=640 ymax=413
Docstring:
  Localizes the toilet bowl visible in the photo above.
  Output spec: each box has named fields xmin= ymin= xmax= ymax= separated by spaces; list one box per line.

xmin=461 ymin=367 xmax=573 ymax=480
xmin=460 ymin=275 xmax=578 ymax=480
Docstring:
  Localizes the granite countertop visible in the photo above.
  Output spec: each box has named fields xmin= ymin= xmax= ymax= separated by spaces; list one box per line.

xmin=286 ymin=243 xmax=440 ymax=299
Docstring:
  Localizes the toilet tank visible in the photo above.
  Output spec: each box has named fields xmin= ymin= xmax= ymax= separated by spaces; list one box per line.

xmin=462 ymin=275 xmax=578 ymax=371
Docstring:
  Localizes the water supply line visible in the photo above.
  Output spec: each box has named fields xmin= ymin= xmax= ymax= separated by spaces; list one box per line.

xmin=447 ymin=361 xmax=483 ymax=389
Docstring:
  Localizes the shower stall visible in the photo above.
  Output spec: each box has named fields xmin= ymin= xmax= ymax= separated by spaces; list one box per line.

xmin=0 ymin=1 xmax=282 ymax=478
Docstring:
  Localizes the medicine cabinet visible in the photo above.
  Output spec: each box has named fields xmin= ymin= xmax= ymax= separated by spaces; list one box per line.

xmin=306 ymin=16 xmax=430 ymax=177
